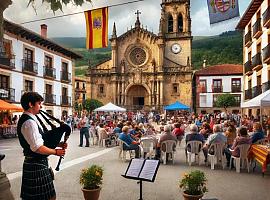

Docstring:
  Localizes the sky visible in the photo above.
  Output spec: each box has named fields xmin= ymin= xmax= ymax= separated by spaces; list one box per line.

xmin=4 ymin=0 xmax=252 ymax=38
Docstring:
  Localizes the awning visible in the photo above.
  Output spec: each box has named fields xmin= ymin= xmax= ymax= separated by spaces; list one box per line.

xmin=164 ymin=101 xmax=190 ymax=111
xmin=241 ymin=90 xmax=270 ymax=108
xmin=0 ymin=99 xmax=23 ymax=112
xmin=94 ymin=102 xmax=126 ymax=112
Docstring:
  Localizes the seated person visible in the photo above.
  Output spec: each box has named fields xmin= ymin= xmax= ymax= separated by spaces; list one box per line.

xmin=202 ymin=124 xmax=227 ymax=163
xmin=250 ymin=122 xmax=265 ymax=144
xmin=113 ymin=122 xmax=123 ymax=137
xmin=173 ymin=122 xmax=184 ymax=145
xmin=119 ymin=126 xmax=140 ymax=158
xmin=199 ymin=122 xmax=212 ymax=140
xmin=224 ymin=126 xmax=251 ymax=167
xmin=155 ymin=125 xmax=177 ymax=160
xmin=185 ymin=124 xmax=205 ymax=154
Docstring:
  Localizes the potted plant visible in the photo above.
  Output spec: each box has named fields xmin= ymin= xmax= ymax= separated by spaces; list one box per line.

xmin=179 ymin=170 xmax=207 ymax=200
xmin=80 ymin=164 xmax=104 ymax=200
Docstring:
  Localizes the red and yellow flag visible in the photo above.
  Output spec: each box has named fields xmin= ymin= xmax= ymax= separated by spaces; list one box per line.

xmin=84 ymin=7 xmax=108 ymax=49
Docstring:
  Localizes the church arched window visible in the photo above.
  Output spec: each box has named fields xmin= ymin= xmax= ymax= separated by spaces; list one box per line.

xmin=168 ymin=14 xmax=173 ymax=33
xmin=178 ymin=14 xmax=183 ymax=32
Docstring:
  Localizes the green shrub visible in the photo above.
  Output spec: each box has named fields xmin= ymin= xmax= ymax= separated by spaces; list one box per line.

xmin=80 ymin=165 xmax=104 ymax=190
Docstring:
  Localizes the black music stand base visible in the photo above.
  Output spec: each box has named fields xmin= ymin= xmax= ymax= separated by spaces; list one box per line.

xmin=137 ymin=180 xmax=143 ymax=200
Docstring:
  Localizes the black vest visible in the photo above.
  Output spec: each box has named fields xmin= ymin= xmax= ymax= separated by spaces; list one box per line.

xmin=17 ymin=114 xmax=47 ymax=159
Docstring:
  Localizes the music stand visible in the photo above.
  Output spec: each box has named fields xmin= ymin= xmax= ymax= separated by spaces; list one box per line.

xmin=122 ymin=158 xmax=160 ymax=200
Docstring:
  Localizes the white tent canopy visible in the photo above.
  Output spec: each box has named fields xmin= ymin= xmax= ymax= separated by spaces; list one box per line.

xmin=241 ymin=90 xmax=270 ymax=108
xmin=94 ymin=102 xmax=126 ymax=112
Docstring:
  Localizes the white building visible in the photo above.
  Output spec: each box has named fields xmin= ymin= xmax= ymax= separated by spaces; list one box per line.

xmin=236 ymin=0 xmax=270 ymax=119
xmin=0 ymin=20 xmax=82 ymax=119
xmin=194 ymin=64 xmax=243 ymax=114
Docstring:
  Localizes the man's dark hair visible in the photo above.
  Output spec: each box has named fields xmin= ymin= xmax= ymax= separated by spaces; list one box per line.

xmin=239 ymin=126 xmax=248 ymax=136
xmin=20 ymin=92 xmax=44 ymax=111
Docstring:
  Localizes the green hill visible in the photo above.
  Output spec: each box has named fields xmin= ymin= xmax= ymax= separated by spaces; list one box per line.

xmin=50 ymin=30 xmax=243 ymax=76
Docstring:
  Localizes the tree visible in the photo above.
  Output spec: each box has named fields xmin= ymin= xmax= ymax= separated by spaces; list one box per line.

xmin=0 ymin=0 xmax=92 ymax=54
xmin=84 ymin=98 xmax=103 ymax=113
xmin=215 ymin=94 xmax=236 ymax=111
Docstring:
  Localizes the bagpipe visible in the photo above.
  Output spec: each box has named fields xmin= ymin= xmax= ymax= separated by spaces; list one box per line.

xmin=36 ymin=110 xmax=71 ymax=171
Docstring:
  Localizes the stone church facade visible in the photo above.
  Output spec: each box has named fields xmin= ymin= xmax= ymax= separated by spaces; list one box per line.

xmin=86 ymin=0 xmax=192 ymax=111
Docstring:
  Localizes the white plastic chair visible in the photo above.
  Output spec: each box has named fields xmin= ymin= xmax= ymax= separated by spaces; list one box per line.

xmin=118 ymin=139 xmax=133 ymax=161
xmin=160 ymin=140 xmax=177 ymax=164
xmin=186 ymin=141 xmax=203 ymax=166
xmin=207 ymin=143 xmax=226 ymax=170
xmin=140 ymin=138 xmax=155 ymax=159
xmin=230 ymin=144 xmax=251 ymax=173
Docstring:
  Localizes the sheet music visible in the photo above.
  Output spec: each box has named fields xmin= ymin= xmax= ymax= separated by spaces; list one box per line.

xmin=126 ymin=159 xmax=145 ymax=178
xmin=139 ymin=160 xmax=159 ymax=181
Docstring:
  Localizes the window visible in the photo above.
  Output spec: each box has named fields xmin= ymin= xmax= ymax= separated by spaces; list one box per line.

xmin=212 ymin=79 xmax=222 ymax=92
xmin=248 ymin=51 xmax=252 ymax=61
xmin=45 ymin=84 xmax=52 ymax=94
xmin=83 ymin=93 xmax=86 ymax=100
xmin=24 ymin=48 xmax=33 ymax=62
xmin=172 ymin=83 xmax=179 ymax=93
xmin=45 ymin=56 xmax=53 ymax=68
xmin=268 ymin=70 xmax=270 ymax=81
xmin=0 ymin=75 xmax=9 ymax=89
xmin=257 ymin=10 xmax=261 ymax=20
xmin=248 ymin=79 xmax=252 ymax=89
xmin=62 ymin=87 xmax=67 ymax=96
xmin=231 ymin=78 xmax=241 ymax=92
xmin=213 ymin=94 xmax=220 ymax=106
xmin=200 ymin=95 xmax=206 ymax=106
xmin=83 ymin=83 xmax=85 ymax=89
xmin=99 ymin=84 xmax=104 ymax=94
xmin=62 ymin=62 xmax=68 ymax=72
xmin=233 ymin=94 xmax=241 ymax=106
xmin=168 ymin=14 xmax=173 ymax=32
xmin=178 ymin=14 xmax=183 ymax=32
xmin=25 ymin=80 xmax=33 ymax=92
xmin=3 ymin=40 xmax=12 ymax=58
xmin=199 ymin=80 xmax=207 ymax=93
xmin=257 ymin=75 xmax=262 ymax=86
xmin=76 ymin=82 xmax=79 ymax=89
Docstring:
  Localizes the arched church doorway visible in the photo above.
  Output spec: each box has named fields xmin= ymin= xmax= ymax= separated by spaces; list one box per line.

xmin=126 ymin=85 xmax=149 ymax=109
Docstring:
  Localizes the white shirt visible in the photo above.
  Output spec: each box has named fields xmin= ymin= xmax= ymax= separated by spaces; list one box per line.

xmin=21 ymin=112 xmax=44 ymax=152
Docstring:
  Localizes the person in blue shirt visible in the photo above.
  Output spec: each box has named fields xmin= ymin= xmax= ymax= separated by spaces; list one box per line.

xmin=119 ymin=126 xmax=140 ymax=158
xmin=113 ymin=122 xmax=123 ymax=137
xmin=250 ymin=122 xmax=265 ymax=143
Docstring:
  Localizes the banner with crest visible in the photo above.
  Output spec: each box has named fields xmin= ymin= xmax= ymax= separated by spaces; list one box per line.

xmin=207 ymin=0 xmax=239 ymax=24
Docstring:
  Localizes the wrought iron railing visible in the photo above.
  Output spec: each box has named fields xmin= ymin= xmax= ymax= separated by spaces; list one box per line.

xmin=262 ymin=80 xmax=270 ymax=92
xmin=43 ymin=93 xmax=56 ymax=104
xmin=61 ymin=96 xmax=71 ymax=106
xmin=245 ymin=88 xmax=252 ymax=100
xmin=231 ymin=86 xmax=241 ymax=93
xmin=244 ymin=60 xmax=252 ymax=74
xmin=0 ymin=88 xmax=15 ymax=102
xmin=262 ymin=43 xmax=270 ymax=63
xmin=61 ymin=71 xmax=71 ymax=82
xmin=253 ymin=18 xmax=262 ymax=38
xmin=252 ymin=85 xmax=262 ymax=98
xmin=251 ymin=53 xmax=262 ymax=69
xmin=43 ymin=66 xmax=56 ymax=79
xmin=22 ymin=59 xmax=38 ymax=74
xmin=263 ymin=7 xmax=270 ymax=27
xmin=244 ymin=31 xmax=252 ymax=46
xmin=0 ymin=55 xmax=15 ymax=69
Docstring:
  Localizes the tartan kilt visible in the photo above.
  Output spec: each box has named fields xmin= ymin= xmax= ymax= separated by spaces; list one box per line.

xmin=21 ymin=157 xmax=56 ymax=200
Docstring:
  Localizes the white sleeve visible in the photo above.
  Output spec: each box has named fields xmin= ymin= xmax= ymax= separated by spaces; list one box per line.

xmin=21 ymin=120 xmax=44 ymax=152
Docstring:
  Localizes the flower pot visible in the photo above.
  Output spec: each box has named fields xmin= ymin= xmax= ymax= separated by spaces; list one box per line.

xmin=182 ymin=192 xmax=203 ymax=200
xmin=82 ymin=187 xmax=101 ymax=200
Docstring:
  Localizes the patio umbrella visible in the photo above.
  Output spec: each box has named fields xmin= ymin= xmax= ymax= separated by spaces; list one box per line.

xmin=0 ymin=99 xmax=23 ymax=112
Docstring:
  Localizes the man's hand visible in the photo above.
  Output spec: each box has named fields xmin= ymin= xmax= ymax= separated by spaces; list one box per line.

xmin=58 ymin=142 xmax=68 ymax=149
xmin=55 ymin=149 xmax=66 ymax=156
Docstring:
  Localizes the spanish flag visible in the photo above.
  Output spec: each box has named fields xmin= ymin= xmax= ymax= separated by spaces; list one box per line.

xmin=84 ymin=7 xmax=108 ymax=49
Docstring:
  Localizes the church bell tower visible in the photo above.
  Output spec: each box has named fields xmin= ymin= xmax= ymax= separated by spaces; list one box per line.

xmin=160 ymin=0 xmax=192 ymax=67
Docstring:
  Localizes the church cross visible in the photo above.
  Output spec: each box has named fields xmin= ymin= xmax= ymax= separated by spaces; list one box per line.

xmin=135 ymin=10 xmax=141 ymax=19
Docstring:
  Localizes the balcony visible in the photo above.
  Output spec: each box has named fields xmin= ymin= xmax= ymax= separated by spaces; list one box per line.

xmin=43 ymin=93 xmax=56 ymax=105
xmin=0 ymin=88 xmax=15 ymax=102
xmin=61 ymin=71 xmax=71 ymax=83
xmin=253 ymin=18 xmax=262 ymax=39
xmin=75 ymin=87 xmax=86 ymax=92
xmin=244 ymin=31 xmax=252 ymax=47
xmin=0 ymin=55 xmax=15 ymax=69
xmin=263 ymin=7 xmax=270 ymax=28
xmin=244 ymin=60 xmax=252 ymax=74
xmin=262 ymin=81 xmax=270 ymax=92
xmin=251 ymin=53 xmax=262 ymax=71
xmin=245 ymin=88 xmax=252 ymax=100
xmin=231 ymin=86 xmax=241 ymax=93
xmin=252 ymin=85 xmax=262 ymax=98
xmin=22 ymin=59 xmax=38 ymax=74
xmin=263 ymin=44 xmax=270 ymax=64
xmin=61 ymin=96 xmax=71 ymax=106
xmin=43 ymin=66 xmax=56 ymax=79
xmin=212 ymin=87 xmax=223 ymax=93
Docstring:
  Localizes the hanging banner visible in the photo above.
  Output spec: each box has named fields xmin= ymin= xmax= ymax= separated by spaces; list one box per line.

xmin=207 ymin=0 xmax=239 ymax=24
xmin=84 ymin=7 xmax=108 ymax=49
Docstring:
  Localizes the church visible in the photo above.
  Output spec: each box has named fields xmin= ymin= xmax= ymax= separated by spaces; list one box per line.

xmin=86 ymin=0 xmax=193 ymax=111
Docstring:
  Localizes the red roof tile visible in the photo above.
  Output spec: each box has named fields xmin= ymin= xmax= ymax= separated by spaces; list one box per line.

xmin=195 ymin=64 xmax=243 ymax=76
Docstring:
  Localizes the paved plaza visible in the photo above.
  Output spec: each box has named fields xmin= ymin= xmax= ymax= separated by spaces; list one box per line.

xmin=1 ymin=131 xmax=270 ymax=200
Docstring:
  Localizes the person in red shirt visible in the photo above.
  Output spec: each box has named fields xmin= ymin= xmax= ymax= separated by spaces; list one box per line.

xmin=172 ymin=122 xmax=184 ymax=146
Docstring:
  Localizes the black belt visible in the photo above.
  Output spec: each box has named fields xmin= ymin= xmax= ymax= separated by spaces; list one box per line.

xmin=25 ymin=156 xmax=48 ymax=161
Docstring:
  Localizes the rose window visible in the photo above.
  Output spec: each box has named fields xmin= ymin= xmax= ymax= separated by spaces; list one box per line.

xmin=129 ymin=47 xmax=147 ymax=66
